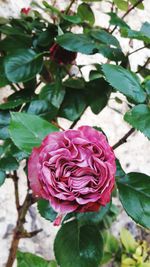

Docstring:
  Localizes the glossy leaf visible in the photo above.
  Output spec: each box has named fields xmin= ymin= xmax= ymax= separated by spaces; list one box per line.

xmin=37 ymin=199 xmax=57 ymax=222
xmin=117 ymin=172 xmax=150 ymax=228
xmin=56 ymin=33 xmax=96 ymax=55
xmin=85 ymin=78 xmax=111 ymax=114
xmin=17 ymin=251 xmax=52 ymax=267
xmin=121 ymin=28 xmax=150 ymax=43
xmin=102 ymin=64 xmax=146 ymax=103
xmin=113 ymin=0 xmax=128 ymax=11
xmin=4 ymin=49 xmax=43 ymax=83
xmin=54 ymin=220 xmax=103 ymax=267
xmin=9 ymin=112 xmax=58 ymax=153
xmin=124 ymin=104 xmax=150 ymax=139
xmin=0 ymin=157 xmax=19 ymax=171
xmin=108 ymin=12 xmax=129 ymax=29
xmin=39 ymin=83 xmax=65 ymax=108
xmin=0 ymin=111 xmax=10 ymax=140
xmin=59 ymin=89 xmax=87 ymax=121
xmin=0 ymin=58 xmax=9 ymax=87
xmin=27 ymin=100 xmax=57 ymax=121
xmin=90 ymin=29 xmax=120 ymax=48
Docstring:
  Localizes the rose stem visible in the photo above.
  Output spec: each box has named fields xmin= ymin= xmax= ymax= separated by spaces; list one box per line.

xmin=6 ymin=172 xmax=39 ymax=267
xmin=112 ymin=128 xmax=135 ymax=150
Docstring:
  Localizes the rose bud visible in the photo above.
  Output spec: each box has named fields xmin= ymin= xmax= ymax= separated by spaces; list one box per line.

xmin=50 ymin=43 xmax=77 ymax=64
xmin=28 ymin=126 xmax=116 ymax=224
xmin=21 ymin=8 xmax=31 ymax=15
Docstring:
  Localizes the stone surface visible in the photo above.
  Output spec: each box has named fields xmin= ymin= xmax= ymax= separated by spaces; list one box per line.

xmin=0 ymin=1 xmax=150 ymax=266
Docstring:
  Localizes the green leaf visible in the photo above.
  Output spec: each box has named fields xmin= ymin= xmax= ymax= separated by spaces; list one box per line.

xmin=113 ymin=0 xmax=128 ymax=11
xmin=37 ymin=199 xmax=57 ymax=222
xmin=90 ymin=29 xmax=120 ymax=48
xmin=4 ymin=49 xmax=43 ymax=83
xmin=0 ymin=157 xmax=19 ymax=171
xmin=77 ymin=3 xmax=95 ymax=26
xmin=76 ymin=203 xmax=111 ymax=226
xmin=0 ymin=170 xmax=6 ymax=186
xmin=9 ymin=112 xmax=58 ymax=154
xmin=54 ymin=220 xmax=103 ymax=267
xmin=85 ymin=78 xmax=111 ymax=114
xmin=124 ymin=104 xmax=150 ymax=139
xmin=0 ymin=111 xmax=10 ymax=140
xmin=39 ymin=83 xmax=65 ymax=108
xmin=117 ymin=172 xmax=150 ymax=228
xmin=27 ymin=100 xmax=58 ymax=121
xmin=0 ymin=58 xmax=9 ymax=88
xmin=59 ymin=89 xmax=87 ymax=121
xmin=108 ymin=12 xmax=130 ymax=29
xmin=62 ymin=14 xmax=82 ymax=24
xmin=17 ymin=251 xmax=51 ymax=267
xmin=121 ymin=28 xmax=150 ymax=43
xmin=56 ymin=33 xmax=96 ymax=55
xmin=130 ymin=0 xmax=144 ymax=9
xmin=120 ymin=228 xmax=137 ymax=253
xmin=63 ymin=78 xmax=85 ymax=89
xmin=102 ymin=64 xmax=146 ymax=103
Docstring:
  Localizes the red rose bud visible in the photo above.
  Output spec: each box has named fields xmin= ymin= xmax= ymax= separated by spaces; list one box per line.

xmin=21 ymin=8 xmax=31 ymax=15
xmin=50 ymin=43 xmax=77 ymax=64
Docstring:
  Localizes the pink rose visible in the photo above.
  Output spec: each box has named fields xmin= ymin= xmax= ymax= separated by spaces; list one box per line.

xmin=28 ymin=126 xmax=116 ymax=214
xmin=21 ymin=8 xmax=31 ymax=15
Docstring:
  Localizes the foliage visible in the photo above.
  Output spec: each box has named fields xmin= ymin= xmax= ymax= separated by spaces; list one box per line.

xmin=0 ymin=0 xmax=150 ymax=267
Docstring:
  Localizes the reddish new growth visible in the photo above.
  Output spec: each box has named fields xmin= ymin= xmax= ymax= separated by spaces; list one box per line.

xmin=50 ymin=43 xmax=77 ymax=64
xmin=21 ymin=8 xmax=31 ymax=15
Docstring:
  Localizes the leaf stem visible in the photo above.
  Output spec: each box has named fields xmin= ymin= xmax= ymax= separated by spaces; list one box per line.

xmin=69 ymin=107 xmax=87 ymax=129
xmin=136 ymin=57 xmax=150 ymax=73
xmin=128 ymin=45 xmax=148 ymax=56
xmin=112 ymin=128 xmax=135 ymax=150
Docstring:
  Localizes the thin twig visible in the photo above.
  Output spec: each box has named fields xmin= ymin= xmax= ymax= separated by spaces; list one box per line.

xmin=111 ymin=0 xmax=144 ymax=34
xmin=13 ymin=171 xmax=20 ymax=211
xmin=112 ymin=128 xmax=135 ymax=150
xmin=128 ymin=46 xmax=148 ymax=56
xmin=20 ymin=229 xmax=43 ymax=238
xmin=65 ymin=0 xmax=76 ymax=15
xmin=136 ymin=57 xmax=150 ymax=74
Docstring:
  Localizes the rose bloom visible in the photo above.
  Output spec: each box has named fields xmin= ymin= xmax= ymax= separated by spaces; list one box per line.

xmin=21 ymin=8 xmax=31 ymax=15
xmin=28 ymin=126 xmax=116 ymax=215
xmin=50 ymin=43 xmax=77 ymax=64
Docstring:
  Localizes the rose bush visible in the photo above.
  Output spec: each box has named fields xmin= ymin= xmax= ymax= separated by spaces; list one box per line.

xmin=28 ymin=126 xmax=116 ymax=214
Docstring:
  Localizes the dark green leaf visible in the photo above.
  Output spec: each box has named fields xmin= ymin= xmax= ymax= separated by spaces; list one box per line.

xmin=4 ymin=49 xmax=43 ymax=83
xmin=9 ymin=112 xmax=58 ymax=154
xmin=108 ymin=12 xmax=130 ymax=29
xmin=0 ymin=157 xmax=19 ymax=171
xmin=124 ymin=104 xmax=150 ymax=139
xmin=90 ymin=29 xmax=120 ymax=48
xmin=59 ymin=89 xmax=87 ymax=121
xmin=17 ymin=251 xmax=52 ymax=267
xmin=0 ymin=111 xmax=10 ymax=140
xmin=56 ymin=33 xmax=97 ymax=54
xmin=0 ymin=58 xmax=9 ymax=87
xmin=39 ymin=83 xmax=65 ymax=108
xmin=63 ymin=78 xmax=85 ymax=89
xmin=27 ymin=100 xmax=57 ymax=121
xmin=0 ymin=170 xmax=6 ymax=186
xmin=62 ymin=14 xmax=82 ymax=24
xmin=85 ymin=78 xmax=111 ymax=114
xmin=115 ymin=159 xmax=126 ymax=179
xmin=77 ymin=3 xmax=95 ymax=26
xmin=54 ymin=220 xmax=103 ymax=267
xmin=76 ymin=203 xmax=111 ymax=226
xmin=117 ymin=172 xmax=150 ymax=228
xmin=37 ymin=199 xmax=57 ymax=222
xmin=102 ymin=64 xmax=146 ymax=103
